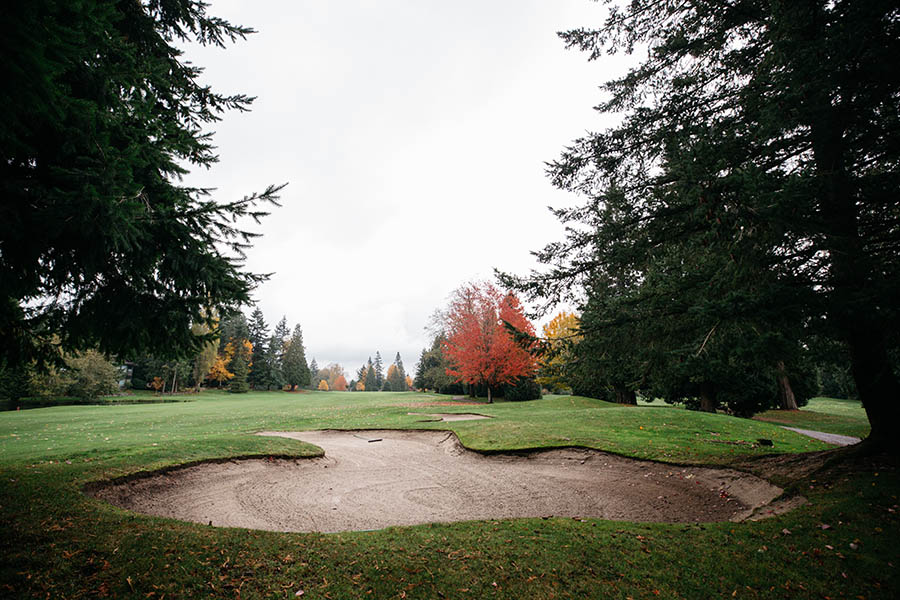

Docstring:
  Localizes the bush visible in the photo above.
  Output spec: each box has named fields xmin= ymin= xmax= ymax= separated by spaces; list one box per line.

xmin=65 ymin=350 xmax=119 ymax=399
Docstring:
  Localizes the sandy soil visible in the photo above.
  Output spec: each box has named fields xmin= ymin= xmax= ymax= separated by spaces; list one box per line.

xmin=91 ymin=430 xmax=789 ymax=533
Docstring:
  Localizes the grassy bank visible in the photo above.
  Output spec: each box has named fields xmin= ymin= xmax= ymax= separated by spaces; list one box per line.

xmin=1 ymin=391 xmax=896 ymax=599
xmin=754 ymin=397 xmax=871 ymax=439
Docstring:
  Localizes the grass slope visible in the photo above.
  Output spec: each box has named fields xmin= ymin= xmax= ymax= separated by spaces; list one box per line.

xmin=1 ymin=391 xmax=896 ymax=599
xmin=754 ymin=397 xmax=871 ymax=439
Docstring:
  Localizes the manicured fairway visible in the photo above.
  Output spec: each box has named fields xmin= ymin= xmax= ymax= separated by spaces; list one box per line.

xmin=1 ymin=391 xmax=897 ymax=599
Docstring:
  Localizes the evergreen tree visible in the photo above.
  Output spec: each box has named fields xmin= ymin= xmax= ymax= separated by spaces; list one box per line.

xmin=413 ymin=349 xmax=428 ymax=391
xmin=247 ymin=308 xmax=271 ymax=389
xmin=2 ymin=1 xmax=284 ymax=369
xmin=414 ymin=336 xmax=462 ymax=394
xmin=219 ymin=313 xmax=250 ymax=354
xmin=272 ymin=317 xmax=290 ymax=358
xmin=283 ymin=325 xmax=311 ymax=390
xmin=386 ymin=364 xmax=404 ymax=392
xmin=262 ymin=334 xmax=284 ymax=390
xmin=364 ymin=358 xmax=378 ymax=392
xmin=373 ymin=351 xmax=385 ymax=391
xmin=387 ymin=353 xmax=407 ymax=391
xmin=228 ymin=344 xmax=250 ymax=394
xmin=500 ymin=1 xmax=900 ymax=441
xmin=308 ymin=358 xmax=319 ymax=390
xmin=271 ymin=316 xmax=290 ymax=383
xmin=395 ymin=352 xmax=406 ymax=380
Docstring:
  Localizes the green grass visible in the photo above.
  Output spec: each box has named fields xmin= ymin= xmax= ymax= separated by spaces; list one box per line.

xmin=754 ymin=397 xmax=871 ymax=439
xmin=1 ymin=391 xmax=896 ymax=599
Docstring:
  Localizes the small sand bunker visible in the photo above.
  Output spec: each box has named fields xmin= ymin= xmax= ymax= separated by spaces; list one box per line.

xmin=91 ymin=430 xmax=790 ymax=533
xmin=408 ymin=412 xmax=491 ymax=422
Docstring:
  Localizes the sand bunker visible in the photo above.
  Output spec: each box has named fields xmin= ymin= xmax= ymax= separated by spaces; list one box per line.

xmin=91 ymin=430 xmax=789 ymax=533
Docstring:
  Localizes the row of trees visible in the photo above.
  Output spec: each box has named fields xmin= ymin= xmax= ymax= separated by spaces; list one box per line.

xmin=129 ymin=307 xmax=313 ymax=394
xmin=351 ymin=352 xmax=412 ymax=391
xmin=498 ymin=1 xmax=898 ymax=440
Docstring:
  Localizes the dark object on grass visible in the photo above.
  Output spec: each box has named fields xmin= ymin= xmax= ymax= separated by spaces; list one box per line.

xmin=757 ymin=439 xmax=774 ymax=447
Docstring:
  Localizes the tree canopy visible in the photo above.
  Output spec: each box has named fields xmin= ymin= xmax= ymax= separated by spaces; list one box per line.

xmin=500 ymin=1 xmax=899 ymax=443
xmin=1 ymin=0 xmax=284 ymax=368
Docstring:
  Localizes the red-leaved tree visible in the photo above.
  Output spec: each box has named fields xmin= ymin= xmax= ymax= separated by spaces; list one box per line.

xmin=333 ymin=375 xmax=348 ymax=391
xmin=443 ymin=282 xmax=536 ymax=403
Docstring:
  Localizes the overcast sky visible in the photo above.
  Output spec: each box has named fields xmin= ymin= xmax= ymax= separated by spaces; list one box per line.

xmin=182 ymin=1 xmax=631 ymax=376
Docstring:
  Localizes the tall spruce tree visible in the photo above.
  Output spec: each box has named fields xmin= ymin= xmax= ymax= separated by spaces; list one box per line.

xmin=387 ymin=354 xmax=407 ymax=392
xmin=308 ymin=358 xmax=319 ymax=390
xmin=364 ymin=358 xmax=378 ymax=392
xmin=247 ymin=308 xmax=270 ymax=389
xmin=228 ymin=342 xmax=251 ymax=394
xmin=1 ymin=0 xmax=284 ymax=369
xmin=501 ymin=1 xmax=900 ymax=448
xmin=262 ymin=333 xmax=284 ymax=390
xmin=272 ymin=316 xmax=290 ymax=376
xmin=390 ymin=352 xmax=407 ymax=391
xmin=282 ymin=325 xmax=310 ymax=390
xmin=373 ymin=351 xmax=385 ymax=391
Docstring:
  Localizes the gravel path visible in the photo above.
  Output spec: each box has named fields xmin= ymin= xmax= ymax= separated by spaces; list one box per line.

xmin=782 ymin=427 xmax=861 ymax=446
xmin=91 ymin=430 xmax=791 ymax=533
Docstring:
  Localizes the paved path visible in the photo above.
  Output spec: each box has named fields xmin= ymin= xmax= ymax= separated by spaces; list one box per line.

xmin=782 ymin=427 xmax=861 ymax=446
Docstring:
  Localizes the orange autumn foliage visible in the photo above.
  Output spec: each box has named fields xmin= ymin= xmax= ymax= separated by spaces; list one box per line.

xmin=442 ymin=281 xmax=536 ymax=402
xmin=333 ymin=375 xmax=348 ymax=391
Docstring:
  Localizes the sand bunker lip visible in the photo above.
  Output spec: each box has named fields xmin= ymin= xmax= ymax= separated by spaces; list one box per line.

xmin=89 ymin=430 xmax=793 ymax=533
xmin=407 ymin=412 xmax=491 ymax=422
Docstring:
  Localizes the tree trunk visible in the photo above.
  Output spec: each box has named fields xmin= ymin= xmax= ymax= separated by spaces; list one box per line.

xmin=487 ymin=386 xmax=492 ymax=404
xmin=809 ymin=104 xmax=899 ymax=451
xmin=699 ymin=381 xmax=717 ymax=413
xmin=614 ymin=385 xmax=637 ymax=405
xmin=776 ymin=361 xmax=798 ymax=411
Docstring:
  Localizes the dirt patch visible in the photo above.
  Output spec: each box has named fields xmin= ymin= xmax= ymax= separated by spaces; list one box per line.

xmin=90 ymin=430 xmax=791 ymax=533
xmin=408 ymin=412 xmax=491 ymax=422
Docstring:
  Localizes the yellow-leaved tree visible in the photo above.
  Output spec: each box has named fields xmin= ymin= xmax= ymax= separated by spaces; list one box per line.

xmin=537 ymin=311 xmax=581 ymax=392
xmin=317 ymin=379 xmax=329 ymax=391
xmin=207 ymin=346 xmax=234 ymax=387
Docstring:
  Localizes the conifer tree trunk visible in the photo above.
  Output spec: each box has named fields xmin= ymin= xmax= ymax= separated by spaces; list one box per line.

xmin=776 ymin=361 xmax=798 ymax=411
xmin=614 ymin=385 xmax=636 ymax=405
xmin=699 ymin=382 xmax=717 ymax=413
xmin=808 ymin=96 xmax=899 ymax=451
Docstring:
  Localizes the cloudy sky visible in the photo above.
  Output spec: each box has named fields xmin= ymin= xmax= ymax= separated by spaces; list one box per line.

xmin=182 ymin=1 xmax=631 ymax=375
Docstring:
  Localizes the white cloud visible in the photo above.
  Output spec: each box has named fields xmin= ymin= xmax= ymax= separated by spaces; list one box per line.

xmin=182 ymin=1 xmax=633 ymax=372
